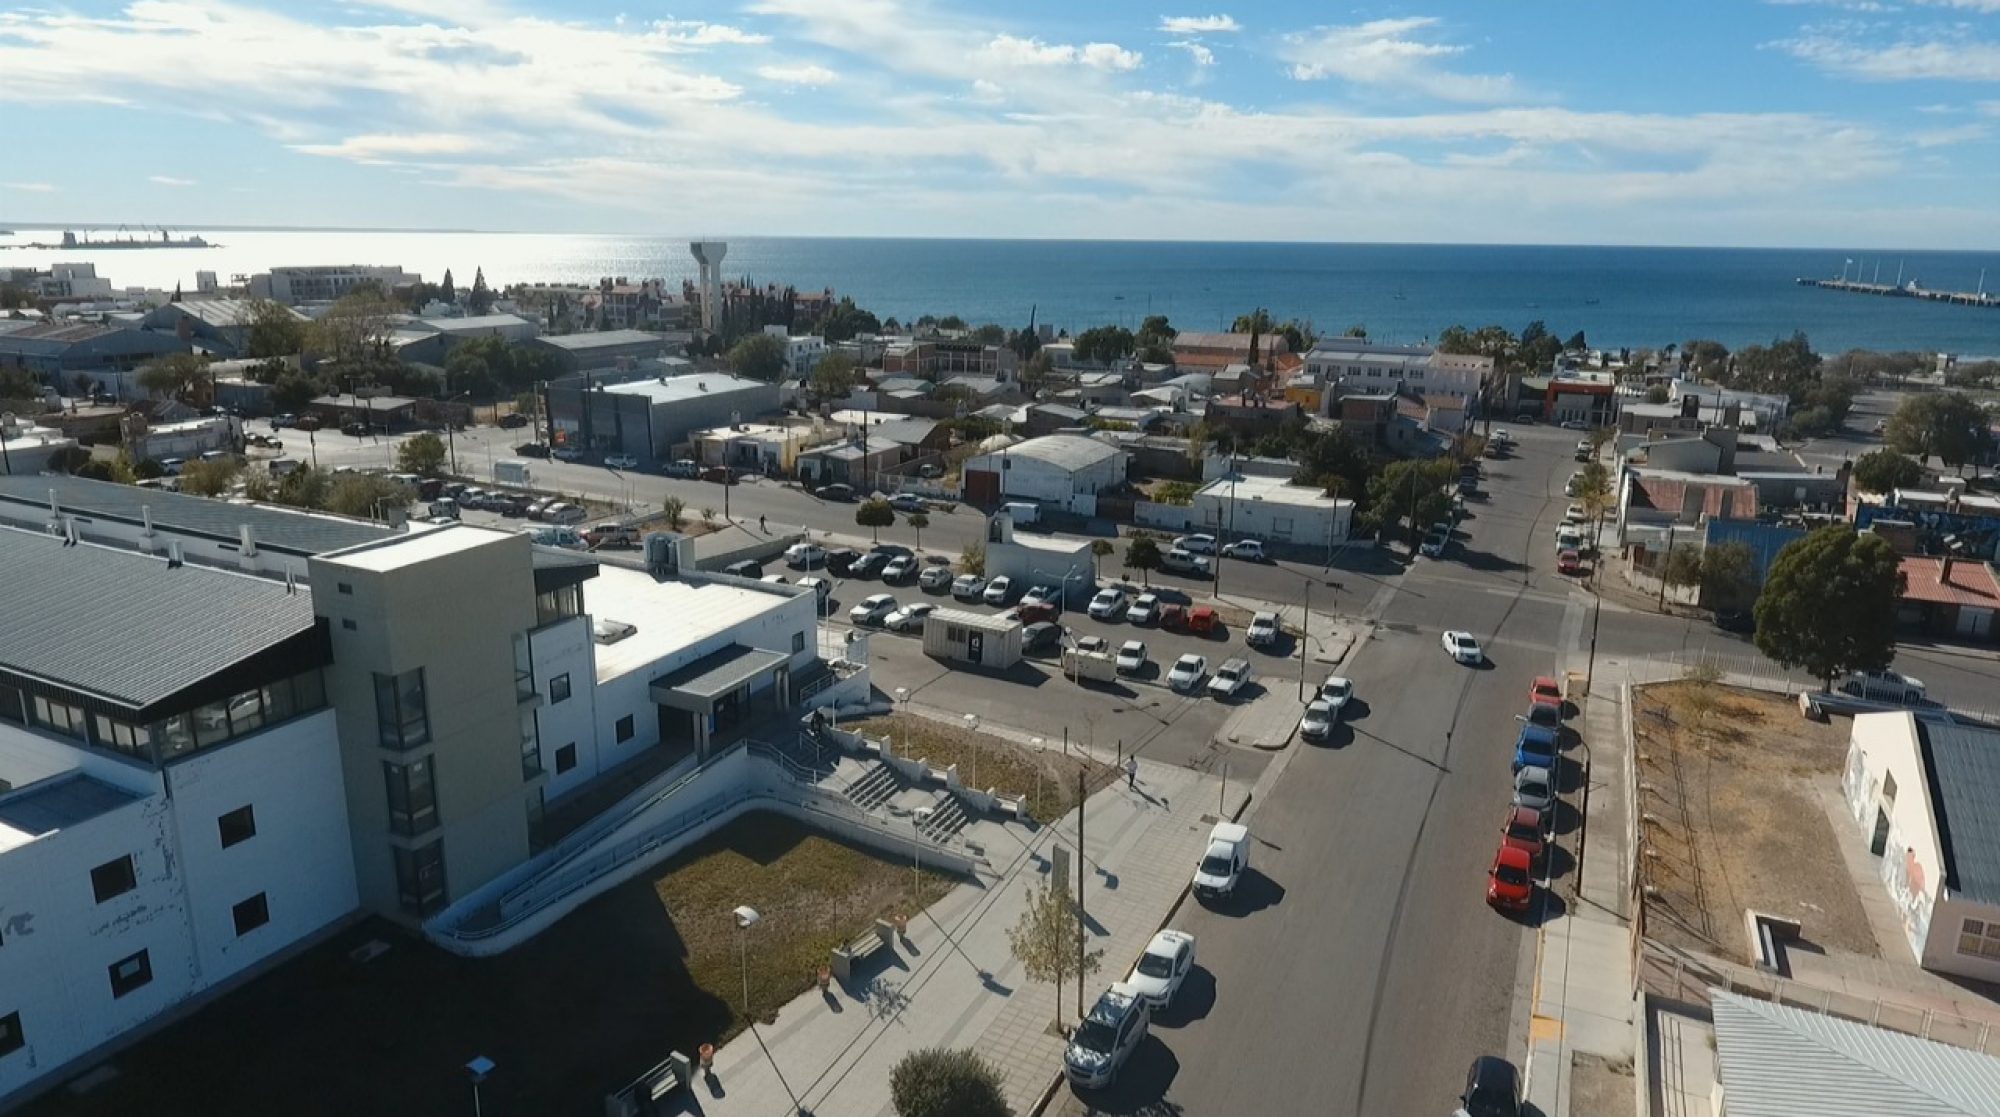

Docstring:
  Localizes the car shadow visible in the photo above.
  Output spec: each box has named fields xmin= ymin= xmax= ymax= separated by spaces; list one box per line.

xmin=1342 ymin=698 xmax=1372 ymax=722
xmin=1544 ymin=841 xmax=1577 ymax=882
xmin=1207 ymin=869 xmax=1284 ymax=916
xmin=1305 ymin=722 xmax=1354 ymax=749
xmin=1457 ymin=549 xmax=1530 ymax=574
xmin=1550 ymin=797 xmax=1583 ymax=838
xmin=1065 ymin=1035 xmax=1183 ymax=1116
xmin=1151 ymin=967 xmax=1216 ymax=1028
xmin=1555 ymin=757 xmax=1585 ymax=795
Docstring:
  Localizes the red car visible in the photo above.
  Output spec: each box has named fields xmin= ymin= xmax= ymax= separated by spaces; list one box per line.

xmin=1487 ymin=845 xmax=1535 ymax=912
xmin=1016 ymin=601 xmax=1059 ymax=624
xmin=1501 ymin=805 xmax=1547 ymax=864
xmin=1557 ymin=549 xmax=1583 ymax=575
xmin=1530 ymin=676 xmax=1563 ymax=707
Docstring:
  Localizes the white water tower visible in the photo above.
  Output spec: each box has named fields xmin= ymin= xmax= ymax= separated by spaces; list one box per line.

xmin=690 ymin=241 xmax=728 ymax=334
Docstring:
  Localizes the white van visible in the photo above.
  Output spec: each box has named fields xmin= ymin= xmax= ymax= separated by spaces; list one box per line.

xmin=1192 ymin=822 xmax=1250 ymax=902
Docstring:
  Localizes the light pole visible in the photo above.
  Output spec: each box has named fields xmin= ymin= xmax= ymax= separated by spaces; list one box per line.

xmin=733 ymin=905 xmax=761 ymax=1018
xmin=465 ymin=1056 xmax=495 ymax=1117
xmin=963 ymin=713 xmax=980 ymax=788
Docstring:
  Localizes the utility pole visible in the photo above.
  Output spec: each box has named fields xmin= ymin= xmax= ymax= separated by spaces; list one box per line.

xmin=1076 ymin=768 xmax=1086 ymax=1021
xmin=1297 ymin=579 xmax=1311 ymax=701
xmin=1656 ymin=523 xmax=1675 ymax=611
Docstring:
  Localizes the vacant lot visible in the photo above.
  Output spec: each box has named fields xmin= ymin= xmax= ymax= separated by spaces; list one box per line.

xmin=30 ymin=813 xmax=954 ymax=1117
xmin=848 ymin=711 xmax=1113 ymax=824
xmin=1634 ymin=682 xmax=1876 ymax=964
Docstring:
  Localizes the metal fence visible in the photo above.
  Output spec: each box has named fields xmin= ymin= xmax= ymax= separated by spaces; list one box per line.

xmin=1649 ymin=647 xmax=2000 ymax=726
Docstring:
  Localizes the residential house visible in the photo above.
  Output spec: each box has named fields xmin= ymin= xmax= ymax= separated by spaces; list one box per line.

xmin=1896 ymin=556 xmax=2000 ymax=644
xmin=1171 ymin=330 xmax=1289 ymax=371
xmin=1193 ymin=470 xmax=1354 ymax=553
xmin=961 ymin=433 xmax=1127 ymax=512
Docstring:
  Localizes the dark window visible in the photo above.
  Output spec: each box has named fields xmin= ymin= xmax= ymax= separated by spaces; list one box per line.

xmin=555 ymin=743 xmax=577 ymax=774
xmin=217 ymin=806 xmax=257 ymax=849
xmin=793 ymin=632 xmax=806 ymax=654
xmin=549 ymin=674 xmax=571 ymax=704
xmin=232 ymin=893 xmax=271 ymax=936
xmin=615 ymin=715 xmax=634 ymax=743
xmin=29 ymin=696 xmax=86 ymax=741
xmin=91 ymin=856 xmax=136 ymax=903
xmin=337 ymin=582 xmax=353 ymax=594
xmin=383 ymin=757 xmax=439 ymax=837
xmin=0 ymin=1011 xmax=21 ymax=1057
xmin=107 ymin=949 xmax=153 ymax=998
xmin=0 ymin=682 xmax=24 ymax=724
xmin=342 ymin=618 xmax=357 ymax=631
xmin=393 ymin=840 xmax=448 ymax=917
xmin=89 ymin=715 xmax=148 ymax=760
xmin=373 ymin=669 xmax=430 ymax=750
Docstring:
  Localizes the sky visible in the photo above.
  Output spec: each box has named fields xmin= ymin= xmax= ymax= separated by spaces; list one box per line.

xmin=2 ymin=1 xmax=1999 ymax=247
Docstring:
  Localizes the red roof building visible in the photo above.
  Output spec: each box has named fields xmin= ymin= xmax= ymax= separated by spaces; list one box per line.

xmin=1896 ymin=556 xmax=2000 ymax=643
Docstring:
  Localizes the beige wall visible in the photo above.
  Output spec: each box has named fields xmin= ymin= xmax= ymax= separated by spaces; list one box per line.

xmin=1843 ymin=712 xmax=1946 ymax=965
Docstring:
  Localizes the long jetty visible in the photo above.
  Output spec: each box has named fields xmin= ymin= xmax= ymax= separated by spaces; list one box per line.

xmin=1796 ymin=276 xmax=1997 ymax=309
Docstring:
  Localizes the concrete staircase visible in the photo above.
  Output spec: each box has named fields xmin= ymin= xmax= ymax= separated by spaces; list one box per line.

xmin=832 ymin=755 xmax=973 ymax=845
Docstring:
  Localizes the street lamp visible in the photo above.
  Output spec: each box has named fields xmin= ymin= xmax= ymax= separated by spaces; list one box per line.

xmin=465 ymin=1055 xmax=495 ymax=1117
xmin=733 ymin=905 xmax=761 ymax=1018
xmin=963 ymin=713 xmax=979 ymax=787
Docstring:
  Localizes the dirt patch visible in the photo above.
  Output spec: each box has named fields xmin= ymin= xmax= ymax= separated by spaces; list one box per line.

xmin=1569 ymin=1053 xmax=1636 ymax=1117
xmin=847 ymin=711 xmax=1114 ymax=824
xmin=1634 ymin=682 xmax=1877 ymax=964
xmin=27 ymin=813 xmax=953 ymax=1117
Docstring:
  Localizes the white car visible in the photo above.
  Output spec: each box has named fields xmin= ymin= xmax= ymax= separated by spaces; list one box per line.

xmin=1115 ymin=640 xmax=1148 ymax=674
xmin=1175 ymin=533 xmax=1217 ymax=555
xmin=1127 ymin=592 xmax=1161 ymax=624
xmin=883 ymin=602 xmax=934 ymax=632
xmin=919 ymin=564 xmax=955 ymax=591
xmin=1246 ymin=612 xmax=1281 ymax=647
xmin=784 ymin=543 xmax=827 ymax=568
xmin=1126 ymin=929 xmax=1197 ymax=1008
xmin=1074 ymin=634 xmax=1111 ymax=655
xmin=1299 ymin=700 xmax=1336 ymax=740
xmin=1088 ymin=587 xmax=1128 ymax=620
xmin=604 ymin=454 xmax=639 ymax=470
xmin=1221 ymin=540 xmax=1266 ymax=562
xmin=951 ymin=573 xmax=987 ymax=600
xmin=1167 ymin=653 xmax=1207 ymax=692
xmin=1318 ymin=675 xmax=1354 ymax=714
xmin=1442 ymin=630 xmax=1484 ymax=665
xmin=982 ymin=575 xmax=1013 ymax=606
xmin=1021 ymin=584 xmax=1059 ymax=608
xmin=551 ymin=447 xmax=583 ymax=462
xmin=1208 ymin=657 xmax=1252 ymax=700
xmin=849 ymin=593 xmax=897 ymax=625
xmin=882 ymin=555 xmax=918 ymax=581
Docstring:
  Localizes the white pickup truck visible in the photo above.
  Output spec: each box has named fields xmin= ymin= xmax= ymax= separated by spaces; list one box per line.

xmin=1193 ymin=822 xmax=1250 ymax=903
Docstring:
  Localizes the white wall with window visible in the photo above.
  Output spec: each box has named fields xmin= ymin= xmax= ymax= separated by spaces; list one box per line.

xmin=528 ymin=615 xmax=596 ymax=801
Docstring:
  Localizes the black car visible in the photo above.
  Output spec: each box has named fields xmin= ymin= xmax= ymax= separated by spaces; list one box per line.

xmin=870 ymin=544 xmax=914 ymax=558
xmin=498 ymin=412 xmax=530 ymax=429
xmin=817 ymin=482 xmax=857 ymax=502
xmin=1022 ymin=621 xmax=1063 ymax=655
xmin=824 ymin=548 xmax=861 ymax=576
xmin=1460 ymin=1056 xmax=1521 ymax=1117
xmin=515 ymin=442 xmax=550 ymax=459
xmin=849 ymin=552 xmax=889 ymax=579
xmin=1713 ymin=608 xmax=1755 ymax=634
xmin=722 ymin=559 xmax=765 ymax=580
xmin=341 ymin=421 xmax=369 ymax=437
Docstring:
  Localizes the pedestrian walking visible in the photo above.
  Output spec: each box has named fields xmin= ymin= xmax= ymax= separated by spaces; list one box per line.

xmin=1125 ymin=755 xmax=1138 ymax=789
xmin=758 ymin=514 xmax=767 ymax=532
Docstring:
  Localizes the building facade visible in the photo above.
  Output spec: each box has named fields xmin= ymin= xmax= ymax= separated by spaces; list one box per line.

xmin=247 ymin=266 xmax=419 ymax=305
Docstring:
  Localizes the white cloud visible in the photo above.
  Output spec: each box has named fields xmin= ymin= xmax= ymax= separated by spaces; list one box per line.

xmin=652 ymin=20 xmax=772 ymax=47
xmin=1 ymin=181 xmax=55 ymax=192
xmin=1281 ymin=17 xmax=1520 ymax=102
xmin=148 ymin=175 xmax=196 ymax=186
xmin=1775 ymin=30 xmax=2000 ymax=80
xmin=981 ymin=34 xmax=1143 ymax=71
xmin=1170 ymin=40 xmax=1216 ymax=67
xmin=1159 ymin=14 xmax=1240 ymax=33
xmin=1912 ymin=122 xmax=1989 ymax=145
xmin=757 ymin=63 xmax=841 ymax=86
xmin=291 ymin=132 xmax=497 ymax=160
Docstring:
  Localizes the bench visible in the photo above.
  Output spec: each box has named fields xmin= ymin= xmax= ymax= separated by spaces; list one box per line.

xmin=829 ymin=918 xmax=897 ymax=982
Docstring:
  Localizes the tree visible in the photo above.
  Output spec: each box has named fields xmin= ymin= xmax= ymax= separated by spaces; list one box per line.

xmin=662 ymin=495 xmax=686 ymax=530
xmin=138 ymin=353 xmax=213 ymax=403
xmin=1072 ymin=325 xmax=1135 ymax=365
xmin=1575 ymin=461 xmax=1615 ymax=540
xmin=273 ymin=464 xmax=330 ymax=509
xmin=1366 ymin=459 xmax=1457 ymax=546
xmin=75 ymin=457 xmax=134 ymax=484
xmin=397 ymin=432 xmax=449 ymax=476
xmin=325 ymin=473 xmax=414 ymax=519
xmin=1681 ymin=339 xmax=1730 ymax=379
xmin=271 ymin=372 xmax=322 ymax=412
xmin=970 ymin=323 xmax=1007 ymax=346
xmin=241 ymin=298 xmax=306 ymax=359
xmin=810 ymin=352 xmax=862 ymax=399
xmin=890 ymin=1048 xmax=1010 ymax=1117
xmin=1274 ymin=319 xmax=1314 ymax=356
xmin=856 ymin=498 xmax=895 ymax=543
xmin=45 ymin=445 xmax=91 ymax=473
xmin=1007 ymin=878 xmax=1103 ymax=1029
xmin=1754 ymin=525 xmax=1903 ymax=691
xmin=817 ymin=297 xmax=880 ymax=343
xmin=1884 ymin=391 xmax=1994 ymax=473
xmin=1564 ymin=330 xmax=1587 ymax=352
xmin=1230 ymin=308 xmax=1273 ymax=335
xmin=1154 ymin=480 xmax=1198 ymax=506
xmin=466 ymin=267 xmax=493 ymax=314
xmin=960 ymin=540 xmax=985 ymax=577
xmin=1644 ymin=385 xmax=1670 ymax=405
xmin=440 ymin=268 xmax=456 ymax=304
xmin=308 ymin=288 xmax=399 ymax=364
xmin=1661 ymin=543 xmax=1703 ymax=591
xmin=1090 ymin=539 xmax=1115 ymax=560
xmin=1125 ymin=536 xmax=1161 ymax=585
xmin=178 ymin=457 xmax=240 ymax=497
xmin=1731 ymin=331 xmax=1820 ymax=400
xmin=1851 ymin=449 xmax=1925 ymax=494
xmin=1343 ymin=324 xmax=1368 ymax=338
xmin=1698 ymin=541 xmax=1757 ymax=607
xmin=1135 ymin=315 xmax=1176 ymax=364
xmin=0 ymin=366 xmax=43 ymax=403
xmin=907 ymin=510 xmax=929 ymax=549
xmin=726 ymin=332 xmax=788 ymax=382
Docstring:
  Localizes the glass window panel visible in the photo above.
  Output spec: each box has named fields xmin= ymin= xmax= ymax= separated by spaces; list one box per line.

xmin=192 ymin=701 xmax=231 ymax=749
xmin=227 ymin=689 xmax=265 ymax=735
xmin=293 ymin=669 xmax=325 ymax=712
xmin=156 ymin=714 xmax=195 ymax=760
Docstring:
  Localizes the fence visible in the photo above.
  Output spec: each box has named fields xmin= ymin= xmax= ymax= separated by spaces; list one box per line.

xmin=1134 ymin=500 xmax=1196 ymax=532
xmin=1649 ymin=647 xmax=2000 ymax=726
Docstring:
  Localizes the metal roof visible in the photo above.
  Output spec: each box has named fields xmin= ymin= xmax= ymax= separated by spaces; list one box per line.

xmin=0 ymin=474 xmax=392 ymax=556
xmin=1710 ymin=989 xmax=2000 ymax=1116
xmin=993 ymin=434 xmax=1122 ymax=472
xmin=0 ymin=527 xmax=318 ymax=708
xmin=1916 ymin=720 xmax=2000 ymax=905
xmin=536 ymin=329 xmax=666 ymax=350
xmin=601 ymin=373 xmax=769 ymax=405
xmin=650 ymin=644 xmax=788 ymax=702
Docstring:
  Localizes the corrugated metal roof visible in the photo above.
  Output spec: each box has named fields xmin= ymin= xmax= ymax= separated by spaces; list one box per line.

xmin=0 ymin=474 xmax=392 ymax=556
xmin=1711 ymin=990 xmax=2000 ymax=1116
xmin=997 ymin=434 xmax=1122 ymax=472
xmin=0 ymin=528 xmax=317 ymax=707
xmin=536 ymin=329 xmax=665 ymax=350
xmin=1917 ymin=720 xmax=2000 ymax=905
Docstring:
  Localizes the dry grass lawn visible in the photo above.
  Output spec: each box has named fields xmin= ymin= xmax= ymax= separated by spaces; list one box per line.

xmin=848 ymin=711 xmax=1114 ymax=824
xmin=1634 ymin=682 xmax=1877 ymax=965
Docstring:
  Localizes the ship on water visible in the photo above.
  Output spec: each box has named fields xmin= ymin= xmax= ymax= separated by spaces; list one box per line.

xmin=60 ymin=227 xmax=213 ymax=249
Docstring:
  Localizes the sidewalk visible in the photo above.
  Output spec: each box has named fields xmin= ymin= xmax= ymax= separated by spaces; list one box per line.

xmin=686 ymin=755 xmax=1249 ymax=1117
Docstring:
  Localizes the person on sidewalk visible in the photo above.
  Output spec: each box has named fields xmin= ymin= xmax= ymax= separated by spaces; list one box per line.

xmin=759 ymin=514 xmax=767 ymax=533
xmin=1125 ymin=755 xmax=1138 ymax=789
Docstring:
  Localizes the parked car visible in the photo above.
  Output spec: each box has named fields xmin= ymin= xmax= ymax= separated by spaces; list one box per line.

xmin=1318 ymin=675 xmax=1354 ymax=714
xmin=1115 ymin=640 xmax=1148 ymax=674
xmin=1246 ymin=611 xmax=1281 ymax=648
xmin=849 ymin=593 xmax=898 ymax=625
xmin=1021 ymin=584 xmax=1060 ymax=608
xmin=1420 ymin=531 xmax=1449 ymax=558
xmin=1088 ymin=586 xmax=1128 ymax=620
xmin=340 ymin=421 xmax=369 ymax=437
xmin=1064 ymin=983 xmax=1150 ymax=1090
xmin=604 ymin=454 xmax=639 ymax=470
xmin=1161 ymin=546 xmax=1212 ymax=576
xmin=1167 ymin=653 xmax=1207 ymax=692
xmin=1487 ymin=845 xmax=1535 ymax=912
xmin=825 ymin=548 xmax=861 ymax=576
xmin=498 ymin=412 xmax=530 ymax=429
xmin=817 ymin=482 xmax=857 ymax=502
xmin=982 ymin=575 xmax=1013 ymax=606
xmin=552 ymin=446 xmax=582 ymax=462
xmin=1840 ymin=669 xmax=1927 ymax=705
xmin=1459 ymin=1056 xmax=1523 ymax=1117
xmin=1574 ymin=439 xmax=1592 ymax=461
xmin=1176 ymin=533 xmax=1217 ymax=555
xmin=795 ymin=575 xmax=831 ymax=602
xmin=882 ymin=555 xmax=918 ymax=582
xmin=1442 ymin=630 xmax=1483 ymax=665
xmin=1525 ymin=702 xmax=1563 ymax=729
xmin=1501 ymin=805 xmax=1548 ymax=865
xmin=1127 ymin=592 xmax=1161 ymax=624
xmin=1530 ymin=676 xmax=1563 ymax=707
xmin=919 ymin=564 xmax=956 ymax=592
xmin=889 ymin=493 xmax=928 ymax=514
xmin=1512 ymin=723 xmax=1559 ymax=773
xmin=1161 ymin=604 xmax=1218 ymax=635
xmin=667 ymin=459 xmax=699 ymax=478
xmin=1560 ymin=419 xmax=1590 ymax=431
xmin=1512 ymin=766 xmax=1557 ymax=830
xmin=515 ymin=442 xmax=550 ymax=458
xmin=850 ymin=552 xmax=889 ymax=579
xmin=584 ymin=524 xmax=640 ymax=548
xmin=1299 ymin=700 xmax=1336 ymax=740
xmin=1126 ymin=929 xmax=1197 ymax=1009
xmin=1712 ymin=608 xmax=1755 ymax=634
xmin=1016 ymin=600 xmax=1059 ymax=624
xmin=1221 ymin=539 xmax=1267 ymax=562
xmin=1556 ymin=549 xmax=1583 ymax=575
xmin=721 ymin=559 xmax=764 ymax=579
xmin=785 ymin=543 xmax=828 ymax=568
xmin=1192 ymin=821 xmax=1250 ymax=902
xmin=1207 ymin=657 xmax=1253 ymax=700
xmin=951 ymin=573 xmax=987 ymax=600
xmin=1022 ymin=621 xmax=1064 ymax=654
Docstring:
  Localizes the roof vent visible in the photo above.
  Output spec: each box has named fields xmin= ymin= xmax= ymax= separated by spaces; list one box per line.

xmin=592 ymin=618 xmax=637 ymax=645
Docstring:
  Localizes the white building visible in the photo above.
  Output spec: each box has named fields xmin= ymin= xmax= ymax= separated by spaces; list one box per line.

xmin=1304 ymin=341 xmax=1491 ymax=432
xmin=1842 ymin=711 xmax=2000 ymax=984
xmin=246 ymin=265 xmax=419 ymax=305
xmin=0 ymin=415 xmax=78 ymax=475
xmin=763 ymin=324 xmax=826 ymax=376
xmin=0 ymin=529 xmax=357 ymax=1107
xmin=1193 ymin=471 xmax=1354 ymax=553
xmin=979 ymin=513 xmax=1100 ymax=608
xmin=961 ymin=434 xmax=1128 ymax=515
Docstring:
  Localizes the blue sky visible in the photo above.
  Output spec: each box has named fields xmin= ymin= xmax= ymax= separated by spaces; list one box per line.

xmin=2 ymin=0 xmax=1998 ymax=246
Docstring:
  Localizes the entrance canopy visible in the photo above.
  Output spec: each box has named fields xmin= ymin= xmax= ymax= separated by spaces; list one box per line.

xmin=649 ymin=644 xmax=789 ymax=712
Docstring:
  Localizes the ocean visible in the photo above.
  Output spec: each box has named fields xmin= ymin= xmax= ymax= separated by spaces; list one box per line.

xmin=4 ymin=230 xmax=1998 ymax=355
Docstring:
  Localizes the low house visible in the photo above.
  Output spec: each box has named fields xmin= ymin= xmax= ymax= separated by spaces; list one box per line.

xmin=1171 ymin=330 xmax=1288 ymax=371
xmin=795 ymin=438 xmax=905 ymax=489
xmin=309 ymin=392 xmax=419 ymax=431
xmin=1618 ymin=469 xmax=1759 ymax=544
xmin=693 ymin=422 xmax=816 ymax=474
xmin=1842 ymin=712 xmax=2000 ymax=984
xmin=1896 ymin=556 xmax=2000 ymax=644
xmin=960 ymin=433 xmax=1127 ymax=512
xmin=979 ymin=513 xmax=1099 ymax=609
xmin=1022 ymin=402 xmax=1089 ymax=437
xmin=1193 ymin=471 xmax=1354 ymax=554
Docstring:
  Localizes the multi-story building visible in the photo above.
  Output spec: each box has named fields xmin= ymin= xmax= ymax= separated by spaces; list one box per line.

xmin=763 ymin=324 xmax=826 ymax=376
xmin=545 ymin=370 xmax=780 ymax=465
xmin=246 ymin=266 xmax=419 ymax=306
xmin=1304 ymin=340 xmax=1492 ymax=432
xmin=0 ymin=263 xmax=115 ymax=300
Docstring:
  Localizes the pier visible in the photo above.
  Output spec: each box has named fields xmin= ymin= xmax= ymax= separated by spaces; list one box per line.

xmin=1796 ymin=276 xmax=1997 ymax=309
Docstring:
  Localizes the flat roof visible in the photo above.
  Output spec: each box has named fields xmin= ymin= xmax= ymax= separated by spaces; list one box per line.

xmin=589 ymin=564 xmax=798 ymax=683
xmin=1198 ymin=472 xmax=1352 ymax=509
xmin=996 ymin=533 xmax=1096 ymax=557
xmin=320 ymin=523 xmax=519 ymax=573
xmin=0 ymin=775 xmax=145 ymax=853
xmin=0 ymin=527 xmax=318 ymax=709
xmin=537 ymin=329 xmax=666 ymax=350
xmin=0 ymin=474 xmax=393 ymax=556
xmin=601 ymin=372 xmax=768 ymax=406
xmin=651 ymin=645 xmax=789 ymax=702
xmin=927 ymin=607 xmax=1020 ymax=632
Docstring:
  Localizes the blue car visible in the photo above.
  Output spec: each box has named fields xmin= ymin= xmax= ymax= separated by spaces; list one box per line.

xmin=1512 ymin=723 xmax=1559 ymax=773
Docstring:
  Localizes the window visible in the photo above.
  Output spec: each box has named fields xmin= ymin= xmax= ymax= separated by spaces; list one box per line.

xmin=29 ymin=696 xmax=86 ymax=741
xmin=342 ymin=618 xmax=357 ymax=631
xmin=383 ymin=757 xmax=439 ymax=837
xmin=218 ymin=805 xmax=257 ymax=849
xmin=555 ymin=743 xmax=577 ymax=774
xmin=91 ymin=856 xmax=136 ymax=903
xmin=549 ymin=674 xmax=571 ymax=705
xmin=615 ymin=715 xmax=634 ymax=743
xmin=0 ymin=682 xmax=23 ymax=724
xmin=513 ymin=635 xmax=535 ymax=702
xmin=519 ymin=709 xmax=542 ymax=780
xmin=373 ymin=669 xmax=430 ymax=750
xmin=792 ymin=632 xmax=806 ymax=654
xmin=337 ymin=582 xmax=353 ymax=595
xmin=90 ymin=715 xmax=148 ymax=760
xmin=232 ymin=893 xmax=271 ymax=936
xmin=1883 ymin=772 xmax=1899 ymax=804
xmin=107 ymin=949 xmax=153 ymax=998
xmin=393 ymin=840 xmax=448 ymax=917
xmin=1959 ymin=918 xmax=2000 ymax=960
xmin=0 ymin=1011 xmax=21 ymax=1057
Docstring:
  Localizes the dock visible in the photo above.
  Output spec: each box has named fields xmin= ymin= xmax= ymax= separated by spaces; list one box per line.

xmin=1796 ymin=276 xmax=1997 ymax=309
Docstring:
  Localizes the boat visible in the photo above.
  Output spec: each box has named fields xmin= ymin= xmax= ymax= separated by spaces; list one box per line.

xmin=59 ymin=228 xmax=215 ymax=250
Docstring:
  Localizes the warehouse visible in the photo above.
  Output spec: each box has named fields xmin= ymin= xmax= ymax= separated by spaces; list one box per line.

xmin=545 ymin=371 xmax=779 ymax=467
xmin=960 ymin=433 xmax=1127 ymax=513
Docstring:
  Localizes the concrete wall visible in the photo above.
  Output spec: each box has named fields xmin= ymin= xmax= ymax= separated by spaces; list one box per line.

xmin=529 ymin=616 xmax=598 ymax=800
